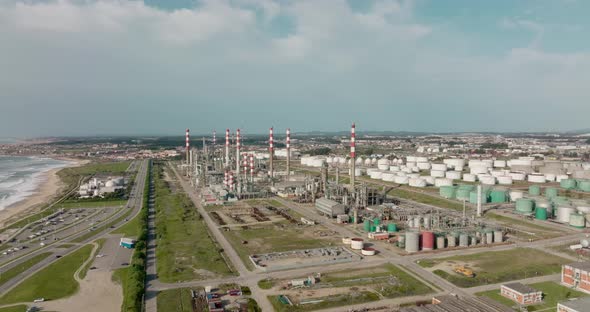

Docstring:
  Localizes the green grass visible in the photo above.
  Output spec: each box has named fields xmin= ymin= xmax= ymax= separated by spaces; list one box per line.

xmin=79 ymin=238 xmax=106 ymax=280
xmin=112 ymin=267 xmax=131 ymax=311
xmin=155 ymin=163 xmax=233 ymax=282
xmin=0 ymin=305 xmax=27 ymax=312
xmin=388 ymin=188 xmax=465 ymax=211
xmin=486 ymin=213 xmax=562 ymax=232
xmin=258 ymin=278 xmax=275 ymax=289
xmin=477 ymin=281 xmax=590 ymax=311
xmin=223 ymin=224 xmax=334 ymax=270
xmin=58 ymin=199 xmax=127 ymax=209
xmin=111 ymin=213 xmax=141 ymax=237
xmin=419 ymin=248 xmax=570 ymax=288
xmin=269 ymin=291 xmax=380 ymax=312
xmin=56 ymin=243 xmax=76 ymax=249
xmin=157 ymin=288 xmax=193 ymax=312
xmin=0 ymin=252 xmax=52 ymax=287
xmin=0 ymin=244 xmax=93 ymax=304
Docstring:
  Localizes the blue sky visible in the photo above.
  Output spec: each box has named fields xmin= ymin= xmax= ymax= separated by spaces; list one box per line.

xmin=0 ymin=0 xmax=589 ymax=137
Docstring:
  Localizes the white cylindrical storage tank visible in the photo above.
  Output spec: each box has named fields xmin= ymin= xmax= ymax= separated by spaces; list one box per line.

xmin=556 ymin=174 xmax=569 ymax=183
xmin=459 ymin=234 xmax=469 ymax=247
xmin=416 ymin=157 xmax=428 ymax=163
xmin=371 ymin=158 xmax=377 ymax=165
xmin=338 ymin=157 xmax=347 ymax=165
xmin=326 ymin=156 xmax=333 ymax=164
xmin=445 ymin=171 xmax=462 ymax=180
xmin=528 ymin=174 xmax=546 ymax=183
xmin=434 ymin=178 xmax=453 ymax=187
xmin=509 ymin=172 xmax=526 ymax=181
xmin=411 ymin=166 xmax=420 ymax=173
xmin=409 ymin=178 xmax=427 ymax=187
xmin=576 ymin=205 xmax=590 ymax=214
xmin=430 ymin=170 xmax=446 ymax=178
xmin=394 ymin=176 xmax=409 ymax=184
xmin=416 ymin=162 xmax=431 ymax=170
xmin=405 ymin=232 xmax=419 ymax=253
xmin=431 ymin=163 xmax=447 ymax=171
xmin=406 ymin=156 xmax=417 ymax=163
xmin=490 ymin=170 xmax=505 ymax=177
xmin=480 ymin=175 xmax=496 ymax=185
xmin=463 ymin=174 xmax=477 ymax=182
xmin=355 ymin=157 xmax=363 ymax=165
xmin=436 ymin=236 xmax=445 ymax=249
xmin=389 ymin=165 xmax=400 ymax=172
xmin=423 ymin=176 xmax=435 ymax=186
xmin=377 ymin=163 xmax=389 ymax=170
xmin=402 ymin=167 xmax=412 ymax=174
xmin=447 ymin=234 xmax=456 ymax=247
xmin=493 ymin=231 xmax=503 ymax=243
xmin=350 ymin=238 xmax=364 ymax=250
xmin=381 ymin=172 xmax=396 ymax=182
xmin=407 ymin=173 xmax=420 ymax=179
xmin=509 ymin=190 xmax=524 ymax=201
xmin=486 ymin=232 xmax=494 ymax=244
xmin=497 ymin=176 xmax=513 ymax=185
xmin=364 ymin=158 xmax=372 ymax=166
xmin=545 ymin=174 xmax=556 ymax=182
xmin=342 ymin=237 xmax=352 ymax=244
xmin=361 ymin=248 xmax=376 ymax=256
xmin=556 ymin=206 xmax=576 ymax=223
xmin=470 ymin=166 xmax=489 ymax=175
xmin=406 ymin=162 xmax=417 ymax=169
xmin=494 ymin=160 xmax=506 ymax=168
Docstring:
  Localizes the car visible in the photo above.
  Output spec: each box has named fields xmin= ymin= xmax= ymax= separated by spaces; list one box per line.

xmin=121 ymin=262 xmax=129 ymax=266
xmin=89 ymin=266 xmax=97 ymax=270
xmin=40 ymin=243 xmax=45 ymax=246
xmin=33 ymin=298 xmax=45 ymax=303
xmin=55 ymin=255 xmax=62 ymax=258
xmin=96 ymin=254 xmax=105 ymax=258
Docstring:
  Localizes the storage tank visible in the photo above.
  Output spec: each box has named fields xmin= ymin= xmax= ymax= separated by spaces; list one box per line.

xmin=463 ymin=174 xmax=477 ymax=182
xmin=431 ymin=163 xmax=447 ymax=171
xmin=422 ymin=231 xmax=435 ymax=250
xmin=545 ymin=187 xmax=558 ymax=199
xmin=485 ymin=231 xmax=494 ymax=244
xmin=405 ymin=232 xmax=419 ymax=253
xmin=515 ymin=198 xmax=534 ymax=214
xmin=456 ymin=189 xmax=471 ymax=201
xmin=536 ymin=200 xmax=553 ymax=217
xmin=439 ymin=186 xmax=456 ymax=199
xmin=493 ymin=160 xmax=506 ymax=168
xmin=490 ymin=189 xmax=507 ymax=203
xmin=387 ymin=223 xmax=398 ymax=232
xmin=361 ymin=248 xmax=376 ymax=256
xmin=350 ymin=238 xmax=364 ymax=250
xmin=397 ymin=234 xmax=405 ymax=248
xmin=409 ymin=178 xmax=427 ymax=188
xmin=423 ymin=216 xmax=431 ymax=229
xmin=434 ymin=178 xmax=453 ymax=187
xmin=535 ymin=207 xmax=548 ymax=220
xmin=342 ymin=237 xmax=351 ymax=244
xmin=389 ymin=165 xmax=400 ymax=172
xmin=459 ymin=233 xmax=469 ymax=247
xmin=363 ymin=219 xmax=371 ymax=232
xmin=373 ymin=218 xmax=381 ymax=226
xmin=480 ymin=176 xmax=496 ymax=185
xmin=497 ymin=176 xmax=513 ymax=185
xmin=545 ymin=174 xmax=556 ymax=182
xmin=509 ymin=172 xmax=527 ymax=181
xmin=364 ymin=158 xmax=372 ymax=166
xmin=552 ymin=196 xmax=571 ymax=206
xmin=569 ymin=213 xmax=585 ymax=228
xmin=445 ymin=171 xmax=462 ymax=180
xmin=430 ymin=170 xmax=446 ymax=178
xmin=561 ymin=179 xmax=577 ymax=190
xmin=579 ymin=180 xmax=590 ymax=192
xmin=528 ymin=174 xmax=546 ymax=183
xmin=493 ymin=230 xmax=503 ymax=243
xmin=446 ymin=234 xmax=456 ymax=247
xmin=576 ymin=204 xmax=590 ymax=214
xmin=424 ymin=176 xmax=435 ymax=186
xmin=556 ymin=206 xmax=576 ymax=223
xmin=417 ymin=162 xmax=431 ymax=170
xmin=436 ymin=236 xmax=445 ymax=249
xmin=529 ymin=185 xmax=541 ymax=196
xmin=509 ymin=190 xmax=524 ymax=202
xmin=394 ymin=176 xmax=409 ymax=184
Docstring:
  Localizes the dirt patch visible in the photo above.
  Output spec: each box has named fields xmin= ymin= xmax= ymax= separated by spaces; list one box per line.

xmin=283 ymin=286 xmax=373 ymax=304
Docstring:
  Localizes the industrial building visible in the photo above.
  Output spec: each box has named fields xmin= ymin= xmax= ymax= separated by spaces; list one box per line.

xmin=557 ymin=297 xmax=590 ymax=312
xmin=400 ymin=295 xmax=513 ymax=312
xmin=500 ymin=283 xmax=543 ymax=305
xmin=78 ymin=176 xmax=126 ymax=198
xmin=315 ymin=198 xmax=346 ymax=217
xmin=561 ymin=262 xmax=590 ymax=294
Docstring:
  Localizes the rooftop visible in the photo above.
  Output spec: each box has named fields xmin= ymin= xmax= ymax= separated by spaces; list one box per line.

xmin=558 ymin=297 xmax=590 ymax=310
xmin=502 ymin=282 xmax=540 ymax=294
xmin=566 ymin=262 xmax=590 ymax=271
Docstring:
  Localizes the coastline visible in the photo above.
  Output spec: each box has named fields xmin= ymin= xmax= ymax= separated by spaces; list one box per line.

xmin=0 ymin=157 xmax=87 ymax=228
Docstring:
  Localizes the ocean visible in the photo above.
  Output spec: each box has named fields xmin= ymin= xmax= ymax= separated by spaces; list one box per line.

xmin=0 ymin=156 xmax=70 ymax=211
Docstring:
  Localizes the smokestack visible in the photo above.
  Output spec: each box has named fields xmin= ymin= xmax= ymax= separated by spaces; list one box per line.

xmin=269 ymin=127 xmax=274 ymax=178
xmin=213 ymin=130 xmax=216 ymax=146
xmin=286 ymin=128 xmax=291 ymax=179
xmin=225 ymin=129 xmax=230 ymax=168
xmin=236 ymin=129 xmax=241 ymax=174
xmin=350 ymin=123 xmax=356 ymax=188
xmin=185 ymin=128 xmax=190 ymax=165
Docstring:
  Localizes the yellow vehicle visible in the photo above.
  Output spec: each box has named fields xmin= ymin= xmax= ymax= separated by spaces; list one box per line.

xmin=453 ymin=265 xmax=474 ymax=277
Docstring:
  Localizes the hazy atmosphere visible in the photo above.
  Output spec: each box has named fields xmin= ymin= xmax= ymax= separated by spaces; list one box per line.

xmin=1 ymin=0 xmax=589 ymax=136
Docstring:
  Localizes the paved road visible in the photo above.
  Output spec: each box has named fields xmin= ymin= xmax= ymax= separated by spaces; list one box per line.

xmin=0 ymin=160 xmax=149 ymax=297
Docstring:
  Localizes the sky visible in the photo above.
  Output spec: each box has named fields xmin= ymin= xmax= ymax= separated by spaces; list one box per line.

xmin=1 ymin=0 xmax=589 ymax=137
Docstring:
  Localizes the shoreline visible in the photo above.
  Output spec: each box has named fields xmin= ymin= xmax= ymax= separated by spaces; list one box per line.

xmin=0 ymin=157 xmax=87 ymax=228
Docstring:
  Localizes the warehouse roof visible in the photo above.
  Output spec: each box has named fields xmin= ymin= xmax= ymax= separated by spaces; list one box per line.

xmin=502 ymin=282 xmax=540 ymax=294
xmin=566 ymin=262 xmax=590 ymax=271
xmin=558 ymin=297 xmax=590 ymax=311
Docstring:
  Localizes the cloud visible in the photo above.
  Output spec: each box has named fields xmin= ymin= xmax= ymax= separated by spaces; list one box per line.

xmin=0 ymin=0 xmax=588 ymax=135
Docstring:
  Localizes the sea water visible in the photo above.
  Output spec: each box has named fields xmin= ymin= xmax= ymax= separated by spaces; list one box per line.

xmin=0 ymin=156 xmax=70 ymax=210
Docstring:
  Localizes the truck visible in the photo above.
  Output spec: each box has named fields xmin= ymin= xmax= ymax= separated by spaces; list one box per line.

xmin=453 ymin=265 xmax=474 ymax=277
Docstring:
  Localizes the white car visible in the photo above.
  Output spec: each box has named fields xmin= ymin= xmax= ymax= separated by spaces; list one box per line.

xmin=96 ymin=254 xmax=105 ymax=258
xmin=33 ymin=298 xmax=45 ymax=302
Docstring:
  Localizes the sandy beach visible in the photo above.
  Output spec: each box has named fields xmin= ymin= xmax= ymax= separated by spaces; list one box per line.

xmin=0 ymin=158 xmax=86 ymax=228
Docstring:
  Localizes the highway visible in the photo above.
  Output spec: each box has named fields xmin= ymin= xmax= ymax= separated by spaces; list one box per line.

xmin=0 ymin=159 xmax=150 ymax=296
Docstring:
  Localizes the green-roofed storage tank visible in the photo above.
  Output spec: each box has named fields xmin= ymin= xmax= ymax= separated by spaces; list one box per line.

xmin=569 ymin=213 xmax=586 ymax=228
xmin=515 ymin=198 xmax=534 ymax=214
xmin=439 ymin=186 xmax=456 ymax=199
xmin=363 ymin=219 xmax=371 ymax=232
xmin=456 ymin=189 xmax=471 ymax=201
xmin=561 ymin=179 xmax=577 ymax=190
xmin=490 ymin=189 xmax=507 ymax=203
xmin=579 ymin=180 xmax=590 ymax=192
xmin=387 ymin=223 xmax=397 ymax=232
xmin=535 ymin=207 xmax=548 ymax=220
xmin=545 ymin=187 xmax=558 ymax=199
xmin=373 ymin=218 xmax=381 ymax=226
xmin=529 ymin=185 xmax=541 ymax=196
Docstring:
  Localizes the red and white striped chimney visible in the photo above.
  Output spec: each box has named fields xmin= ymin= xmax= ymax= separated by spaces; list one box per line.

xmin=250 ymin=154 xmax=254 ymax=182
xmin=225 ymin=129 xmax=230 ymax=167
xmin=269 ymin=127 xmax=274 ymax=178
xmin=350 ymin=123 xmax=355 ymax=187
xmin=185 ymin=128 xmax=190 ymax=164
xmin=213 ymin=130 xmax=216 ymax=146
xmin=236 ymin=129 xmax=241 ymax=174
